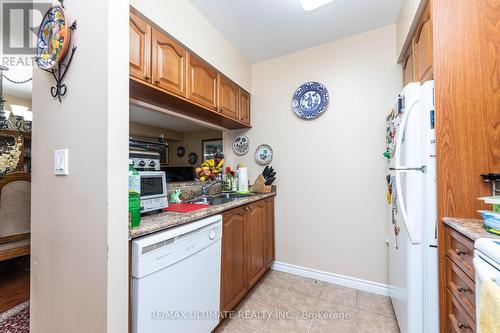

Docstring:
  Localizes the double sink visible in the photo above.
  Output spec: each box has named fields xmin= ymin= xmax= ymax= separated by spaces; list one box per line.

xmin=186 ymin=193 xmax=254 ymax=206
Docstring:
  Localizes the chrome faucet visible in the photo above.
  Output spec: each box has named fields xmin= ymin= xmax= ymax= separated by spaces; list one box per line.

xmin=201 ymin=178 xmax=223 ymax=196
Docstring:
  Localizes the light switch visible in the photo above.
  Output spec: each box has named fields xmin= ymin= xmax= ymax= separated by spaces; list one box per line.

xmin=54 ymin=149 xmax=69 ymax=176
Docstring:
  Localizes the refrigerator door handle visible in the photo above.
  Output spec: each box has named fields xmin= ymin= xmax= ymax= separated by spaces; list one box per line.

xmin=395 ymin=169 xmax=421 ymax=244
xmin=394 ymin=99 xmax=419 ymax=169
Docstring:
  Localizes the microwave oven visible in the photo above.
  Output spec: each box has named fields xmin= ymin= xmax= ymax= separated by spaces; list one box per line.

xmin=138 ymin=171 xmax=168 ymax=213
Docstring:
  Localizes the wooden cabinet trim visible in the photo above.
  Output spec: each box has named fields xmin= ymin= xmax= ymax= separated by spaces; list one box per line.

xmin=130 ymin=77 xmax=251 ymax=129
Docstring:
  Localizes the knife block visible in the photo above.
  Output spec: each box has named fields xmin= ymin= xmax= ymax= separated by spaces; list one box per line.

xmin=250 ymin=175 xmax=272 ymax=194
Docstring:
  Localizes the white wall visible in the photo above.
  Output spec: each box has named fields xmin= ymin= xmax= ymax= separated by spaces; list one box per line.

xmin=129 ymin=0 xmax=252 ymax=91
xmin=225 ymin=25 xmax=402 ymax=285
xmin=396 ymin=0 xmax=427 ymax=61
xmin=31 ymin=0 xmax=129 ymax=332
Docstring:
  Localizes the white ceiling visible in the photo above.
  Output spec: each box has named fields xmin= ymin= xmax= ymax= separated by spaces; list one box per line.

xmin=130 ymin=104 xmax=220 ymax=133
xmin=190 ymin=0 xmax=402 ymax=63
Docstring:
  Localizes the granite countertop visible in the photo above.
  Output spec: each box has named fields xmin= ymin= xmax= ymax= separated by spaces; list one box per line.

xmin=130 ymin=190 xmax=276 ymax=239
xmin=443 ymin=217 xmax=500 ymax=241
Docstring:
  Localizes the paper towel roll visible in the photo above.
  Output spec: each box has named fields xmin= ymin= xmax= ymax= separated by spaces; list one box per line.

xmin=238 ymin=167 xmax=249 ymax=192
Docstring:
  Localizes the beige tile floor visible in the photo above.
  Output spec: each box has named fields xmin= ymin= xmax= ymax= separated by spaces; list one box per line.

xmin=217 ymin=270 xmax=400 ymax=333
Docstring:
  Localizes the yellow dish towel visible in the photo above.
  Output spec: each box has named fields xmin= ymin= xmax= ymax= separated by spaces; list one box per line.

xmin=480 ymin=280 xmax=500 ymax=333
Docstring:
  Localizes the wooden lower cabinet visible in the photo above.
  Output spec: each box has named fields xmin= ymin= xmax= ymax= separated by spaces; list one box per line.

xmin=442 ymin=225 xmax=476 ymax=333
xmin=220 ymin=198 xmax=275 ymax=314
xmin=220 ymin=207 xmax=247 ymax=313
xmin=246 ymin=201 xmax=268 ymax=288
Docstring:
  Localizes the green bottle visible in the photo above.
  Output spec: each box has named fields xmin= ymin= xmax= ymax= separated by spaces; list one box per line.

xmin=128 ymin=161 xmax=141 ymax=228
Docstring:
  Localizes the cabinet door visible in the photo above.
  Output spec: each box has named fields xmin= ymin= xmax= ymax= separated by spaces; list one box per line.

xmin=151 ymin=29 xmax=187 ymax=97
xmin=186 ymin=54 xmax=218 ymax=110
xmin=239 ymin=89 xmax=251 ymax=125
xmin=218 ymin=75 xmax=239 ymax=119
xmin=220 ymin=208 xmax=247 ymax=313
xmin=402 ymin=46 xmax=414 ymax=86
xmin=414 ymin=5 xmax=433 ymax=82
xmin=129 ymin=12 xmax=151 ymax=83
xmin=265 ymin=199 xmax=275 ymax=268
xmin=245 ymin=201 xmax=267 ymax=288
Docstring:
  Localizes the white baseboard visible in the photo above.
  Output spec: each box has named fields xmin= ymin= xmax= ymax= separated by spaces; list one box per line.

xmin=271 ymin=261 xmax=390 ymax=296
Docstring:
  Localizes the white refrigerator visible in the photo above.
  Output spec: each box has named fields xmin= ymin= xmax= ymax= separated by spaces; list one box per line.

xmin=385 ymin=81 xmax=438 ymax=333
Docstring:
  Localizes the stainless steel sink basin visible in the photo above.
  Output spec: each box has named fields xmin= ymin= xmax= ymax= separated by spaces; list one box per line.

xmin=186 ymin=193 xmax=254 ymax=206
xmin=212 ymin=193 xmax=253 ymax=199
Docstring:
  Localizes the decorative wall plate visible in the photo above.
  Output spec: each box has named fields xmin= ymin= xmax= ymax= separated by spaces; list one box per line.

xmin=233 ymin=135 xmax=250 ymax=156
xmin=188 ymin=152 xmax=198 ymax=165
xmin=36 ymin=6 xmax=71 ymax=70
xmin=255 ymin=144 xmax=273 ymax=165
xmin=292 ymin=81 xmax=329 ymax=119
xmin=177 ymin=146 xmax=185 ymax=157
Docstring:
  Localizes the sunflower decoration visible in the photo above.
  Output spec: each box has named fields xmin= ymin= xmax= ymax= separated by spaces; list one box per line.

xmin=195 ymin=152 xmax=224 ymax=182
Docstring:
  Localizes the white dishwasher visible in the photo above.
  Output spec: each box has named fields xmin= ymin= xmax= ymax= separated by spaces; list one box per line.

xmin=473 ymin=238 xmax=500 ymax=333
xmin=131 ymin=215 xmax=222 ymax=333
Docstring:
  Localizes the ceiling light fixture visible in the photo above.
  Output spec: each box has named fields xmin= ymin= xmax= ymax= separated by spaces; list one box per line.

xmin=299 ymin=0 xmax=334 ymax=11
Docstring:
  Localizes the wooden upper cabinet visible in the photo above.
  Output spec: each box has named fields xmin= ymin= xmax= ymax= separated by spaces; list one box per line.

xmin=414 ymin=5 xmax=433 ymax=82
xmin=129 ymin=12 xmax=151 ymax=83
xmin=239 ymin=89 xmax=251 ymax=125
xmin=218 ymin=75 xmax=239 ymax=119
xmin=246 ymin=201 xmax=267 ymax=288
xmin=403 ymin=46 xmax=414 ymax=86
xmin=129 ymin=10 xmax=251 ymax=129
xmin=187 ymin=54 xmax=218 ymax=110
xmin=220 ymin=208 xmax=247 ymax=313
xmin=151 ymin=29 xmax=187 ymax=97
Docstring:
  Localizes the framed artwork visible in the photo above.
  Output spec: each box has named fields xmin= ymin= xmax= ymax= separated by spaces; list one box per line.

xmin=202 ymin=139 xmax=223 ymax=161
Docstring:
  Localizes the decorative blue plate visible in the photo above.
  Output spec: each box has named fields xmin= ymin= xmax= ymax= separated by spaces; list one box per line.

xmin=292 ymin=82 xmax=329 ymax=119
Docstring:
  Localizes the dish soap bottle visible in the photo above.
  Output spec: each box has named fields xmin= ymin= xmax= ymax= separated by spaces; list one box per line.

xmin=129 ymin=160 xmax=141 ymax=228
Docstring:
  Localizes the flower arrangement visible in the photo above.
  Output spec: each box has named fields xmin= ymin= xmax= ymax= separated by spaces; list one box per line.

xmin=0 ymin=142 xmax=22 ymax=176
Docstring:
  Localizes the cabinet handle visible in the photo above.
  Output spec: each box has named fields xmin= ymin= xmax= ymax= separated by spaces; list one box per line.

xmin=144 ymin=74 xmax=150 ymax=80
xmin=244 ymin=207 xmax=250 ymax=211
xmin=455 ymin=248 xmax=467 ymax=256
xmin=457 ymin=286 xmax=468 ymax=293
xmin=457 ymin=322 xmax=469 ymax=330
xmin=155 ymin=79 xmax=161 ymax=84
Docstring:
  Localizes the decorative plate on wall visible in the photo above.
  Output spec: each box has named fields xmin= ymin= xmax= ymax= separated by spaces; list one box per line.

xmin=177 ymin=146 xmax=185 ymax=157
xmin=188 ymin=153 xmax=198 ymax=165
xmin=255 ymin=144 xmax=273 ymax=165
xmin=233 ymin=135 xmax=250 ymax=156
xmin=292 ymin=81 xmax=329 ymax=119
xmin=36 ymin=6 xmax=71 ymax=70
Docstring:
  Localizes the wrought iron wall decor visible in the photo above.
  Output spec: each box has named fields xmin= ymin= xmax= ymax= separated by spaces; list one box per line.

xmin=35 ymin=0 xmax=77 ymax=102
